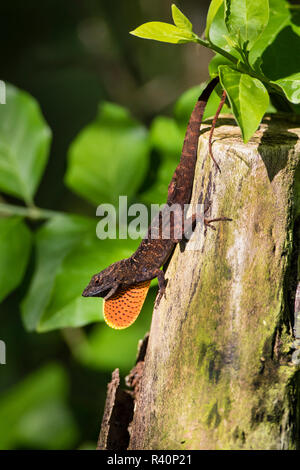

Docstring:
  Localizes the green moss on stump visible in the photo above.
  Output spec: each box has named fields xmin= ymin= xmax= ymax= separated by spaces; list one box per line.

xmin=129 ymin=116 xmax=300 ymax=450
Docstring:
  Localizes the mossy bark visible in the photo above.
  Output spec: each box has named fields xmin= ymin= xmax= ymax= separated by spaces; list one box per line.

xmin=128 ymin=115 xmax=300 ymax=450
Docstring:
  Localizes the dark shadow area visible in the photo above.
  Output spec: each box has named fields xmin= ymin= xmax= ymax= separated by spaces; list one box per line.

xmin=291 ymin=7 xmax=300 ymax=27
xmin=288 ymin=369 xmax=300 ymax=450
xmin=97 ymin=369 xmax=134 ymax=450
xmin=258 ymin=115 xmax=300 ymax=182
xmin=201 ymin=114 xmax=300 ymax=183
xmin=260 ymin=26 xmax=300 ymax=81
xmin=285 ymin=217 xmax=300 ymax=343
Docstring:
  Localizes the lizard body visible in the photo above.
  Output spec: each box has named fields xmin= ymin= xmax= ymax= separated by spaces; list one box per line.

xmin=82 ymin=77 xmax=220 ymax=328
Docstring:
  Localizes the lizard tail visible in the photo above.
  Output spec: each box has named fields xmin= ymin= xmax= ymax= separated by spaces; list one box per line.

xmin=182 ymin=76 xmax=220 ymax=162
xmin=168 ymin=76 xmax=219 ymax=205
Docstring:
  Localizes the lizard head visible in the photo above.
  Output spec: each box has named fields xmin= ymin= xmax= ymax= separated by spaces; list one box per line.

xmin=82 ymin=259 xmax=151 ymax=330
xmin=82 ymin=263 xmax=121 ymax=298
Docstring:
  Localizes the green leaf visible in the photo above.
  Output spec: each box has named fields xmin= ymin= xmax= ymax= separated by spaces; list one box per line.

xmin=140 ymin=117 xmax=184 ymax=205
xmin=140 ymin=157 xmax=178 ymax=206
xmin=219 ymin=66 xmax=269 ymax=143
xmin=0 ymin=217 xmax=32 ymax=302
xmin=208 ymin=2 xmax=240 ymax=57
xmin=209 ymin=53 xmax=235 ymax=78
xmin=249 ymin=0 xmax=300 ymax=83
xmin=65 ymin=102 xmax=149 ymax=207
xmin=150 ymin=116 xmax=184 ymax=156
xmin=21 ymin=215 xmax=95 ymax=331
xmin=273 ymin=73 xmax=300 ymax=104
xmin=291 ymin=8 xmax=300 ymax=37
xmin=38 ymin=233 xmax=138 ymax=332
xmin=249 ymin=0 xmax=291 ymax=71
xmin=130 ymin=22 xmax=197 ymax=44
xmin=205 ymin=0 xmax=224 ymax=38
xmin=0 ymin=364 xmax=78 ymax=450
xmin=0 ymin=84 xmax=51 ymax=204
xmin=21 ymin=214 xmax=140 ymax=332
xmin=171 ymin=4 xmax=193 ymax=31
xmin=224 ymin=0 xmax=269 ymax=50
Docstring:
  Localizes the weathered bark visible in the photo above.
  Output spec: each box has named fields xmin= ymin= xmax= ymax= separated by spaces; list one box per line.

xmin=127 ymin=115 xmax=300 ymax=450
xmin=97 ymin=336 xmax=148 ymax=449
xmin=97 ymin=369 xmax=133 ymax=450
xmin=97 ymin=115 xmax=300 ymax=450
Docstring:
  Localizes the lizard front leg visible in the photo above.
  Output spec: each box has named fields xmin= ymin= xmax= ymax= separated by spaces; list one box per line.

xmin=104 ymin=282 xmax=120 ymax=300
xmin=154 ymin=269 xmax=166 ymax=306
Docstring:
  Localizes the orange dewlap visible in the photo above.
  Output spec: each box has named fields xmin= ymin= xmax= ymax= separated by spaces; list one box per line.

xmin=103 ymin=280 xmax=151 ymax=330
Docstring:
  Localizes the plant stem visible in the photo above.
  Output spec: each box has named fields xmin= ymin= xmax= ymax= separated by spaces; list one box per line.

xmin=195 ymin=37 xmax=238 ymax=65
xmin=0 ymin=202 xmax=63 ymax=220
xmin=196 ymin=36 xmax=283 ymax=98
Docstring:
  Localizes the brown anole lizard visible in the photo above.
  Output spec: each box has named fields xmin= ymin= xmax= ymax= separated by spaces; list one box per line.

xmin=82 ymin=77 xmax=230 ymax=328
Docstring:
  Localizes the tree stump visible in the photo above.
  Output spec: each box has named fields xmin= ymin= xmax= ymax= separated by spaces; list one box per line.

xmin=100 ymin=115 xmax=300 ymax=450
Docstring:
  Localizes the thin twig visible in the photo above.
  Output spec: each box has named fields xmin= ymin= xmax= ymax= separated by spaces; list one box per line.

xmin=0 ymin=202 xmax=63 ymax=220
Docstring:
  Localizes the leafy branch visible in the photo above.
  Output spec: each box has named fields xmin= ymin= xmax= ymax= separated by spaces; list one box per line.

xmin=131 ymin=0 xmax=300 ymax=143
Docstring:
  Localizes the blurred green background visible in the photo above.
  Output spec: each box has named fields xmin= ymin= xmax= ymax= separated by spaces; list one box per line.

xmin=0 ymin=0 xmax=213 ymax=449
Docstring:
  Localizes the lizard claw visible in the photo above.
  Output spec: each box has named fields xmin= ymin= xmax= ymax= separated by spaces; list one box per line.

xmin=155 ymin=286 xmax=166 ymax=308
xmin=155 ymin=293 xmax=162 ymax=308
xmin=154 ymin=296 xmax=161 ymax=308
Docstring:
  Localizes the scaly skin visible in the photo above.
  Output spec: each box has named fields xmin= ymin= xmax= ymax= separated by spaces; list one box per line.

xmin=82 ymin=77 xmax=219 ymax=304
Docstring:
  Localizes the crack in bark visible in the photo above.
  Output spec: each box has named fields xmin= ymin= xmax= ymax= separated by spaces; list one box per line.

xmin=97 ymin=334 xmax=149 ymax=450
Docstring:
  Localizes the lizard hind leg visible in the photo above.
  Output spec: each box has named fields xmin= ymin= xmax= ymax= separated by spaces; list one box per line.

xmin=208 ymin=89 xmax=227 ymax=173
xmin=204 ymin=216 xmax=232 ymax=231
xmin=103 ymin=280 xmax=151 ymax=329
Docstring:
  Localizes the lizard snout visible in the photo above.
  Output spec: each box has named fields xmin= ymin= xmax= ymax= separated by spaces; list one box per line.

xmin=82 ymin=281 xmax=111 ymax=298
